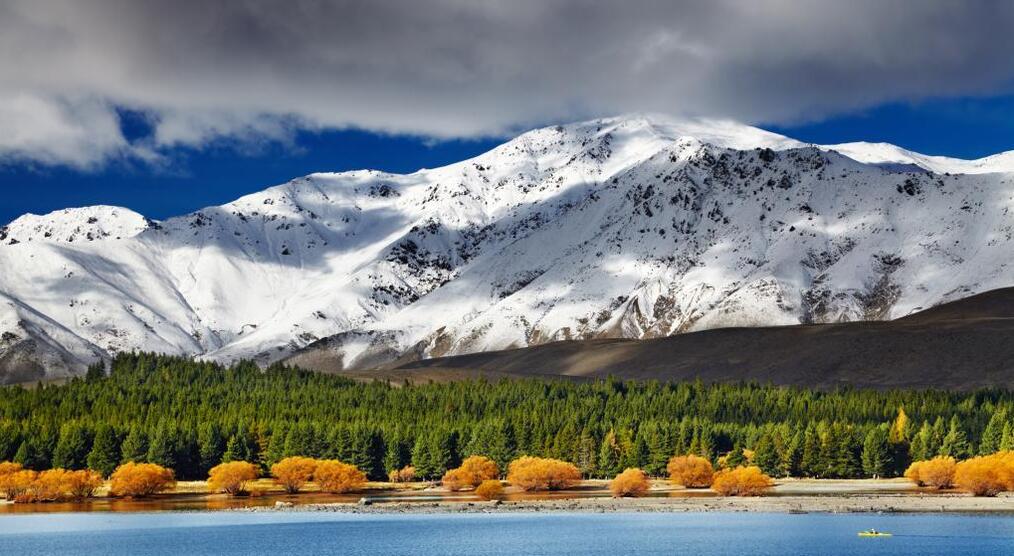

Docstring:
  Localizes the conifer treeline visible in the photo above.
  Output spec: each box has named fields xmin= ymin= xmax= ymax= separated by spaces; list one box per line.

xmin=0 ymin=353 xmax=1012 ymax=481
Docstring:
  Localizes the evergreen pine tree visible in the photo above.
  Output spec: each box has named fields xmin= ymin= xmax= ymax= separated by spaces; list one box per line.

xmin=928 ymin=417 xmax=946 ymax=456
xmin=197 ymin=422 xmax=225 ymax=474
xmin=264 ymin=424 xmax=288 ymax=468
xmin=87 ymin=424 xmax=121 ymax=477
xmin=979 ymin=409 xmax=1007 ymax=455
xmin=383 ymin=431 xmax=411 ymax=474
xmin=598 ymin=429 xmax=622 ymax=478
xmin=753 ymin=432 xmax=780 ymax=476
xmin=861 ymin=426 xmax=891 ymax=478
xmin=0 ymin=422 xmax=20 ymax=462
xmin=799 ymin=425 xmax=820 ymax=477
xmin=781 ymin=431 xmax=803 ymax=477
xmin=909 ymin=422 xmax=931 ymax=461
xmin=575 ymin=429 xmax=599 ymax=477
xmin=411 ymin=433 xmax=436 ymax=479
xmin=940 ymin=416 xmax=972 ymax=459
xmin=14 ymin=438 xmax=48 ymax=470
xmin=85 ymin=361 xmax=106 ymax=382
xmin=725 ymin=444 xmax=746 ymax=468
xmin=1000 ymin=421 xmax=1014 ymax=451
xmin=120 ymin=425 xmax=148 ymax=463
xmin=52 ymin=422 xmax=92 ymax=470
xmin=146 ymin=421 xmax=177 ymax=469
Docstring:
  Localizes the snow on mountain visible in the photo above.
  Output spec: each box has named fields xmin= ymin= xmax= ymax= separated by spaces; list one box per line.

xmin=824 ymin=141 xmax=1014 ymax=174
xmin=1 ymin=205 xmax=153 ymax=245
xmin=3 ymin=113 xmax=1014 ymax=382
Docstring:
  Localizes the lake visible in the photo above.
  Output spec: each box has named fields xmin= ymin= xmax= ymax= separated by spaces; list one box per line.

xmin=0 ymin=511 xmax=1011 ymax=555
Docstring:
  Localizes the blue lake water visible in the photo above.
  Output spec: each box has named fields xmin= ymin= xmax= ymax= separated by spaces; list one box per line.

xmin=0 ymin=511 xmax=1012 ymax=555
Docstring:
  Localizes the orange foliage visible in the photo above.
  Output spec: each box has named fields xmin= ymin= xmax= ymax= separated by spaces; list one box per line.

xmin=442 ymin=455 xmax=499 ymax=491
xmin=0 ymin=461 xmax=22 ymax=477
xmin=109 ymin=462 xmax=175 ymax=498
xmin=271 ymin=456 xmax=318 ymax=493
xmin=208 ymin=461 xmax=259 ymax=495
xmin=954 ymin=452 xmax=1014 ymax=497
xmin=667 ymin=455 xmax=715 ymax=488
xmin=314 ymin=460 xmax=366 ymax=493
xmin=64 ymin=470 xmax=103 ymax=499
xmin=475 ymin=479 xmax=504 ymax=500
xmin=0 ymin=469 xmax=37 ymax=500
xmin=905 ymin=456 xmax=956 ymax=489
xmin=903 ymin=461 xmax=924 ymax=486
xmin=506 ymin=456 xmax=581 ymax=491
xmin=711 ymin=466 xmax=773 ymax=496
xmin=27 ymin=469 xmax=72 ymax=502
xmin=388 ymin=465 xmax=415 ymax=483
xmin=610 ymin=468 xmax=650 ymax=497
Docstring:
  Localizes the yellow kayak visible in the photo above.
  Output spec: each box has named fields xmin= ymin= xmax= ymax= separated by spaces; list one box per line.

xmin=858 ymin=531 xmax=892 ymax=537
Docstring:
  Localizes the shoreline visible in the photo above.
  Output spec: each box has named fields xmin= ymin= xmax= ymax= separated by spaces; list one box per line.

xmin=3 ymin=478 xmax=1013 ymax=515
xmin=249 ymin=493 xmax=1014 ymax=515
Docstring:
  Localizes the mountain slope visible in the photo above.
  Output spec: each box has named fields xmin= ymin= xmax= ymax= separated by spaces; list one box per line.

xmin=4 ymin=114 xmax=1014 ymax=384
xmin=345 ymin=287 xmax=1014 ymax=390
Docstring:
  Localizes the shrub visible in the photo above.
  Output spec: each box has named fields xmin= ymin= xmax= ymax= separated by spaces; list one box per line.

xmin=64 ymin=469 xmax=103 ymax=499
xmin=475 ymin=479 xmax=504 ymax=500
xmin=506 ymin=456 xmax=581 ymax=491
xmin=667 ymin=455 xmax=714 ymax=488
xmin=271 ymin=456 xmax=318 ymax=493
xmin=954 ymin=453 xmax=1014 ymax=497
xmin=0 ymin=469 xmax=37 ymax=500
xmin=903 ymin=461 xmax=924 ymax=486
xmin=0 ymin=461 xmax=22 ymax=477
xmin=711 ymin=466 xmax=773 ymax=496
xmin=610 ymin=468 xmax=650 ymax=497
xmin=442 ymin=455 xmax=499 ymax=491
xmin=109 ymin=462 xmax=175 ymax=497
xmin=314 ymin=460 xmax=366 ymax=493
xmin=905 ymin=456 xmax=957 ymax=489
xmin=389 ymin=465 xmax=415 ymax=483
xmin=208 ymin=461 xmax=259 ymax=496
xmin=28 ymin=469 xmax=72 ymax=502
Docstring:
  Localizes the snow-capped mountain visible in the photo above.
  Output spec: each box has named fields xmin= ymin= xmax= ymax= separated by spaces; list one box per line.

xmin=4 ymin=114 xmax=1014 ymax=382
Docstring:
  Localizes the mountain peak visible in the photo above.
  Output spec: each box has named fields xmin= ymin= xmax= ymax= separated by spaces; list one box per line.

xmin=1 ymin=206 xmax=153 ymax=246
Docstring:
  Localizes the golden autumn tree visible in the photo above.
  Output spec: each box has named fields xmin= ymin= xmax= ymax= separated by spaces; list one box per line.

xmin=610 ymin=468 xmax=650 ymax=497
xmin=0 ymin=461 xmax=22 ymax=477
xmin=208 ymin=461 xmax=259 ymax=496
xmin=711 ymin=466 xmax=773 ymax=496
xmin=271 ymin=456 xmax=318 ymax=494
xmin=0 ymin=469 xmax=37 ymax=501
xmin=388 ymin=465 xmax=415 ymax=483
xmin=475 ymin=479 xmax=504 ymax=500
xmin=28 ymin=469 xmax=73 ymax=502
xmin=667 ymin=455 xmax=714 ymax=488
xmin=889 ymin=407 xmax=910 ymax=443
xmin=905 ymin=456 xmax=957 ymax=489
xmin=442 ymin=455 xmax=499 ymax=491
xmin=506 ymin=456 xmax=581 ymax=491
xmin=109 ymin=462 xmax=176 ymax=497
xmin=64 ymin=470 xmax=103 ymax=499
xmin=314 ymin=460 xmax=367 ymax=493
xmin=954 ymin=453 xmax=1014 ymax=497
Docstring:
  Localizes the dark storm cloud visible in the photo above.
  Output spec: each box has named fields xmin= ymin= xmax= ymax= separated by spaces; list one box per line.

xmin=3 ymin=0 xmax=1014 ymax=167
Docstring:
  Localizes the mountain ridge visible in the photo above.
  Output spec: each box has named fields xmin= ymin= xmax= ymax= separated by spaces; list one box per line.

xmin=4 ymin=114 xmax=1014 ymax=384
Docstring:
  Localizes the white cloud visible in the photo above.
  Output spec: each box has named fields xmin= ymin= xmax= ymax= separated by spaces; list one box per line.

xmin=2 ymin=0 xmax=1014 ymax=168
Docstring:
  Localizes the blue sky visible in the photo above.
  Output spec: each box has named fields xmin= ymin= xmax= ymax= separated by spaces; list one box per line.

xmin=0 ymin=128 xmax=501 ymax=225
xmin=5 ymin=96 xmax=1014 ymax=226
